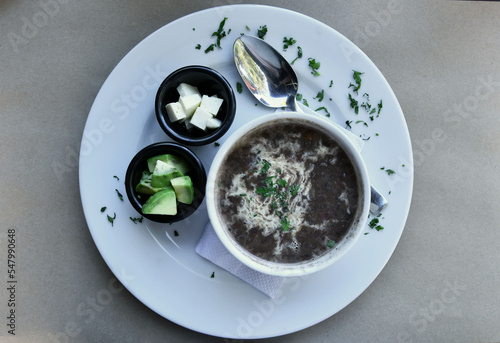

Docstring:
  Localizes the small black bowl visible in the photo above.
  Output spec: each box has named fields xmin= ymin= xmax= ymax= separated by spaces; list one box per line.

xmin=155 ymin=65 xmax=236 ymax=146
xmin=125 ymin=142 xmax=207 ymax=223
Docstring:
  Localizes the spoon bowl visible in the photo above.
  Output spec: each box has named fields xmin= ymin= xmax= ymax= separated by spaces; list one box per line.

xmin=233 ymin=35 xmax=299 ymax=111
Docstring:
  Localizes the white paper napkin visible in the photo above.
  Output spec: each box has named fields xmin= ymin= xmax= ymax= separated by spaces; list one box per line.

xmin=195 ymin=104 xmax=365 ymax=298
xmin=195 ymin=222 xmax=285 ymax=298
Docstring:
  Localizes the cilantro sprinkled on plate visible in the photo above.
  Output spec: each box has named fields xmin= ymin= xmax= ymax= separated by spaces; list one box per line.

xmin=291 ymin=46 xmax=303 ymax=64
xmin=308 ymin=58 xmax=321 ymax=76
xmin=115 ymin=189 xmax=124 ymax=201
xmin=107 ymin=213 xmax=116 ymax=227
xmin=349 ymin=70 xmax=364 ymax=93
xmin=257 ymin=25 xmax=268 ymax=39
xmin=236 ymin=82 xmax=243 ymax=94
xmin=283 ymin=36 xmax=296 ymax=50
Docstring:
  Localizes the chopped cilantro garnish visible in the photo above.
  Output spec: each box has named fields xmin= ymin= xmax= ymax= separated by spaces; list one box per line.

xmin=255 ymin=165 xmax=300 ymax=231
xmin=385 ymin=169 xmax=396 ymax=175
xmin=291 ymin=46 xmax=303 ymax=65
xmin=327 ymin=240 xmax=335 ymax=248
xmin=377 ymin=100 xmax=383 ymax=115
xmin=361 ymin=101 xmax=371 ymax=111
xmin=257 ymin=25 xmax=268 ymax=39
xmin=113 ymin=175 xmax=119 ymax=181
xmin=130 ymin=216 xmax=143 ymax=224
xmin=214 ymin=142 xmax=220 ymax=147
xmin=283 ymin=36 xmax=296 ymax=50
xmin=368 ymin=218 xmax=379 ymax=228
xmin=289 ymin=184 xmax=300 ymax=196
xmin=211 ymin=272 xmax=215 ymax=278
xmin=256 ymin=185 xmax=273 ymax=197
xmin=281 ymin=216 xmax=290 ymax=231
xmin=115 ymin=189 xmax=123 ymax=201
xmin=212 ymin=17 xmax=228 ymax=48
xmin=260 ymin=159 xmax=271 ymax=174
xmin=329 ymin=80 xmax=334 ymax=87
xmin=107 ymin=213 xmax=116 ymax=227
xmin=240 ymin=193 xmax=247 ymax=197
xmin=308 ymin=58 xmax=321 ymax=76
xmin=348 ymin=93 xmax=359 ymax=114
xmin=100 ymin=206 xmax=106 ymax=213
xmin=314 ymin=90 xmax=324 ymax=102
xmin=236 ymin=82 xmax=243 ymax=94
xmin=315 ymin=106 xmax=330 ymax=117
xmin=174 ymin=230 xmax=179 ymax=236
xmin=195 ymin=44 xmax=201 ymax=50
xmin=204 ymin=44 xmax=215 ymax=53
xmin=356 ymin=120 xmax=369 ymax=127
xmin=368 ymin=217 xmax=384 ymax=231
xmin=349 ymin=70 xmax=364 ymax=93
xmin=345 ymin=120 xmax=353 ymax=129
xmin=296 ymin=93 xmax=303 ymax=101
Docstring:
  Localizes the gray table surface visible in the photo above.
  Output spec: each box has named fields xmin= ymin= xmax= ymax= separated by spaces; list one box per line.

xmin=1 ymin=1 xmax=499 ymax=342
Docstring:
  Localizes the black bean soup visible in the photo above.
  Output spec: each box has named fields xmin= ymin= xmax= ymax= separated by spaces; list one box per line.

xmin=215 ymin=119 xmax=359 ymax=263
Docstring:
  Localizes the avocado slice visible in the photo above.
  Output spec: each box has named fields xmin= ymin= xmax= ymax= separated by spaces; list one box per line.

xmin=147 ymin=154 xmax=191 ymax=174
xmin=170 ymin=176 xmax=194 ymax=204
xmin=142 ymin=187 xmax=177 ymax=215
xmin=141 ymin=170 xmax=152 ymax=181
xmin=135 ymin=180 xmax=165 ymax=195
xmin=150 ymin=160 xmax=183 ymax=188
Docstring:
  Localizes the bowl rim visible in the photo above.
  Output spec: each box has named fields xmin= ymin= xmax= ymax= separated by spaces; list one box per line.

xmin=206 ymin=111 xmax=371 ymax=277
xmin=155 ymin=65 xmax=236 ymax=146
xmin=125 ymin=141 xmax=207 ymax=223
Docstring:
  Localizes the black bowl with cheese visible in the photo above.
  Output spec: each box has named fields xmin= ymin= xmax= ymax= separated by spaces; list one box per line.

xmin=155 ymin=65 xmax=236 ymax=146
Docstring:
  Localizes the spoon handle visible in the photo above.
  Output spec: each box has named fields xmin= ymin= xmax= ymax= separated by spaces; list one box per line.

xmin=370 ymin=186 xmax=389 ymax=215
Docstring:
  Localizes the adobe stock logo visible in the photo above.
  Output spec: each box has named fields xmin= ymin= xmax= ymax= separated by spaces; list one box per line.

xmin=7 ymin=0 xmax=71 ymax=53
xmin=340 ymin=0 xmax=404 ymax=63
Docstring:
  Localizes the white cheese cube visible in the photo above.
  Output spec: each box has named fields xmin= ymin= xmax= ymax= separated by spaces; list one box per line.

xmin=206 ymin=117 xmax=222 ymax=130
xmin=199 ymin=95 xmax=224 ymax=116
xmin=179 ymin=93 xmax=202 ymax=118
xmin=176 ymin=83 xmax=200 ymax=97
xmin=165 ymin=102 xmax=186 ymax=122
xmin=189 ymin=107 xmax=213 ymax=131
xmin=185 ymin=118 xmax=195 ymax=131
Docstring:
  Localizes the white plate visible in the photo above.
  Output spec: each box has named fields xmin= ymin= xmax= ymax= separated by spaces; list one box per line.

xmin=79 ymin=5 xmax=413 ymax=339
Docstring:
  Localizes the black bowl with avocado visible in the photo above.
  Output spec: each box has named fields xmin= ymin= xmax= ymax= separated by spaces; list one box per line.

xmin=125 ymin=142 xmax=206 ymax=223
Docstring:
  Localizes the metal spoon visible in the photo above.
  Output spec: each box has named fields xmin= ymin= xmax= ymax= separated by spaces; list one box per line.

xmin=233 ymin=35 xmax=388 ymax=215
xmin=233 ymin=35 xmax=300 ymax=111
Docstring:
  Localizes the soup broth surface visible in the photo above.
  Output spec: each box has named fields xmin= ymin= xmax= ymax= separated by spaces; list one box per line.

xmin=215 ymin=120 xmax=359 ymax=263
